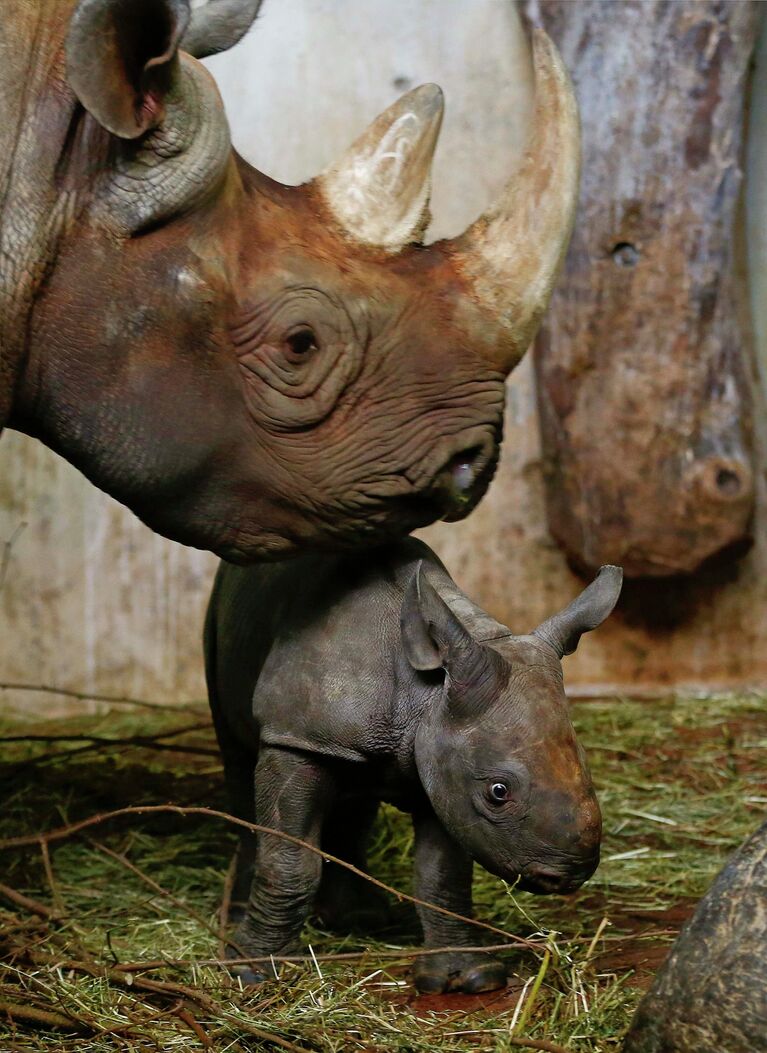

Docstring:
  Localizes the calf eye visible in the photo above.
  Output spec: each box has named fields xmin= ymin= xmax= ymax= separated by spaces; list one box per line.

xmin=285 ymin=326 xmax=319 ymax=362
xmin=487 ymin=781 xmax=511 ymax=805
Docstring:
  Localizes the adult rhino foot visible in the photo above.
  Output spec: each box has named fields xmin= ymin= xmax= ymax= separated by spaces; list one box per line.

xmin=413 ymin=951 xmax=507 ymax=994
xmin=314 ymin=863 xmax=391 ymax=935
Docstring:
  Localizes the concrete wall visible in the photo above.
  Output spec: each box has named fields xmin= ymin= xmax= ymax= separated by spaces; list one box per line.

xmin=1 ymin=1 xmax=765 ymax=715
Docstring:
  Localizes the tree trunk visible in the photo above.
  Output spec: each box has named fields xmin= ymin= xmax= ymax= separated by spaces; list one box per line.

xmin=525 ymin=0 xmax=759 ymax=577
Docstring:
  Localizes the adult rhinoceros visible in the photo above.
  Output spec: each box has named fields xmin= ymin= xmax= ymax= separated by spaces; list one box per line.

xmin=0 ymin=0 xmax=578 ymax=561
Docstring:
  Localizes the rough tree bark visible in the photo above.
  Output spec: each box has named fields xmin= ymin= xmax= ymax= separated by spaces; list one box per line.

xmin=524 ymin=0 xmax=759 ymax=577
xmin=623 ymin=818 xmax=767 ymax=1052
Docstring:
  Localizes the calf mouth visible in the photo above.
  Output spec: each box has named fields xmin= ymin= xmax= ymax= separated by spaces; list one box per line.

xmin=517 ymin=858 xmax=599 ymax=896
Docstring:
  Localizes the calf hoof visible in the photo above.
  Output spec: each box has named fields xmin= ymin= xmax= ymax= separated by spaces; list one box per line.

xmin=231 ymin=965 xmax=271 ymax=986
xmin=413 ymin=952 xmax=507 ymax=995
xmin=315 ymin=865 xmax=391 ymax=935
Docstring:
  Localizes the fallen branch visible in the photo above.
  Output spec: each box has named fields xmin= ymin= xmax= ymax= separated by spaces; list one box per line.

xmin=59 ymin=959 xmax=311 ymax=1053
xmin=508 ymin=1039 xmax=570 ymax=1053
xmin=0 ymin=997 xmax=88 ymax=1032
xmin=0 ymin=881 xmax=59 ymax=920
xmin=0 ymin=805 xmax=536 ymax=948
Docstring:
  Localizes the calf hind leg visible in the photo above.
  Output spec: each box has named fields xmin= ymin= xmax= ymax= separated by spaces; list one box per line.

xmin=314 ymin=796 xmax=391 ymax=935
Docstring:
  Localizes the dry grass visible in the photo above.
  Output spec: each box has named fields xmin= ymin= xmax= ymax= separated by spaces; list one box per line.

xmin=0 ymin=690 xmax=765 ymax=1051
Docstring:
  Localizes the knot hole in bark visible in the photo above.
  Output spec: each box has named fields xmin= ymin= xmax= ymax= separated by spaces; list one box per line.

xmin=611 ymin=242 xmax=639 ymax=267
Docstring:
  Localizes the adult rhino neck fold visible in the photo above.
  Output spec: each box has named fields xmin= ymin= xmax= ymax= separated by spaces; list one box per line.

xmin=0 ymin=0 xmax=82 ymax=429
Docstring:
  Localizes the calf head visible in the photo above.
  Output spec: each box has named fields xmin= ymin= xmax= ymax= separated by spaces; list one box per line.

xmin=402 ymin=565 xmax=623 ymax=894
xmin=16 ymin=0 xmax=579 ymax=559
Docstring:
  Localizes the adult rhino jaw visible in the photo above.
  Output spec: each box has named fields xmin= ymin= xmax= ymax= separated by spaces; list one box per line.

xmin=7 ymin=2 xmax=579 ymax=561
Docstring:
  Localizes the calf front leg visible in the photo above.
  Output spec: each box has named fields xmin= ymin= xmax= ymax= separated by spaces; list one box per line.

xmin=412 ymin=808 xmax=506 ymax=994
xmin=230 ymin=746 xmax=335 ymax=984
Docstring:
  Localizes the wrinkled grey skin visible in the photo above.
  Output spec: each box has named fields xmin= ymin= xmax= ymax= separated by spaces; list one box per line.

xmin=204 ymin=539 xmax=622 ymax=993
xmin=624 ymin=817 xmax=767 ymax=1053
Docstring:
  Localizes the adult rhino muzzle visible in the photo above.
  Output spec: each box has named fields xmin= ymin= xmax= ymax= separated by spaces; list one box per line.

xmin=5 ymin=1 xmax=580 ymax=561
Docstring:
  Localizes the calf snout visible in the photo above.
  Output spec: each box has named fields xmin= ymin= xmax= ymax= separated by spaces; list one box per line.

xmin=520 ymin=791 xmax=602 ymax=895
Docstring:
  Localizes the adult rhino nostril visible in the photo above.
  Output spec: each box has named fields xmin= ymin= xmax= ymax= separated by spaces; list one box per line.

xmin=449 ymin=448 xmax=483 ymax=494
xmin=429 ymin=443 xmax=497 ymax=522
xmin=442 ymin=446 xmax=485 ymax=498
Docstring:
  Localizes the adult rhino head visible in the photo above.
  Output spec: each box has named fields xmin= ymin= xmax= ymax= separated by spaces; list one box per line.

xmin=6 ymin=0 xmax=579 ymax=560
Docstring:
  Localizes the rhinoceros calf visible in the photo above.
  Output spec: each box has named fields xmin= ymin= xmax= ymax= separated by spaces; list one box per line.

xmin=204 ymin=539 xmax=622 ymax=992
xmin=1 ymin=0 xmax=579 ymax=562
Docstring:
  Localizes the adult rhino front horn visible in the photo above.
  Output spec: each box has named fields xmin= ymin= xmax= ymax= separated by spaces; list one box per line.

xmin=2 ymin=0 xmax=579 ymax=560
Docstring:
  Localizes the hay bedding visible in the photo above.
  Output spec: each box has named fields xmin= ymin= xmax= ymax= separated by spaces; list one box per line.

xmin=0 ymin=691 xmax=764 ymax=1052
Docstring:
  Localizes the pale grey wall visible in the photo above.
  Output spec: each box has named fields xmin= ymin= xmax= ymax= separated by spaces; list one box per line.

xmin=1 ymin=3 xmax=765 ymax=714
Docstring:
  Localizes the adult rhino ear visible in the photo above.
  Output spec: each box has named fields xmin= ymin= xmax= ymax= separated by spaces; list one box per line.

xmin=66 ymin=0 xmax=191 ymax=138
xmin=400 ymin=562 xmax=478 ymax=673
xmin=534 ymin=566 xmax=623 ymax=658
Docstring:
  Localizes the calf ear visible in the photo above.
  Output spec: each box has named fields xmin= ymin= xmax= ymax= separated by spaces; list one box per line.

xmin=400 ymin=563 xmax=476 ymax=672
xmin=181 ymin=0 xmax=263 ymax=59
xmin=66 ymin=0 xmax=190 ymax=138
xmin=534 ymin=565 xmax=623 ymax=658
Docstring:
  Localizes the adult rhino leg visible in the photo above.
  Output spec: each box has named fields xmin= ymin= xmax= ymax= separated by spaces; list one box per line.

xmin=411 ymin=807 xmax=506 ymax=994
xmin=205 ymin=653 xmax=259 ymax=930
xmin=231 ymin=746 xmax=335 ymax=985
xmin=215 ymin=730 xmax=257 ymax=931
xmin=314 ymin=795 xmax=391 ymax=935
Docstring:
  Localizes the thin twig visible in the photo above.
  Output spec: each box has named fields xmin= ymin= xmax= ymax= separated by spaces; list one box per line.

xmin=0 ymin=681 xmax=205 ymax=713
xmin=60 ymin=960 xmax=310 ymax=1053
xmin=0 ymin=722 xmax=212 ymax=747
xmin=39 ymin=840 xmax=65 ymax=917
xmin=0 ymin=722 xmax=218 ymax=774
xmin=110 ymin=942 xmax=526 ymax=972
xmin=90 ymin=840 xmax=251 ymax=961
xmin=0 ymin=805 xmax=536 ymax=949
xmin=219 ymin=853 xmax=237 ymax=959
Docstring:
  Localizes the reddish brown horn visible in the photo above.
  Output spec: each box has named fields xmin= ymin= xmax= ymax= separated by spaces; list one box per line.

xmin=443 ymin=29 xmax=580 ymax=373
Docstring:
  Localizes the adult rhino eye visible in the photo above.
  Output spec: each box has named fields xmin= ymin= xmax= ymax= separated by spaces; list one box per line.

xmin=487 ymin=781 xmax=511 ymax=805
xmin=285 ymin=326 xmax=319 ymax=362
